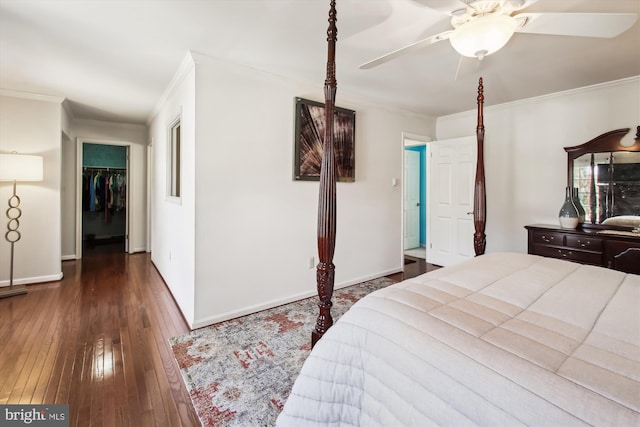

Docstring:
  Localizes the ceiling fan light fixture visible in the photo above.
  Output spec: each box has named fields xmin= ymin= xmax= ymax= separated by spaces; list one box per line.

xmin=449 ymin=14 xmax=518 ymax=59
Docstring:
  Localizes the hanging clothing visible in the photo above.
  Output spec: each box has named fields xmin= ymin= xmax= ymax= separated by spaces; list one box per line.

xmin=89 ymin=172 xmax=96 ymax=212
xmin=82 ymin=168 xmax=126 ymax=219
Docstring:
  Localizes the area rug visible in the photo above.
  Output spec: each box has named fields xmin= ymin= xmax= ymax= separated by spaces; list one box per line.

xmin=169 ymin=276 xmax=395 ymax=427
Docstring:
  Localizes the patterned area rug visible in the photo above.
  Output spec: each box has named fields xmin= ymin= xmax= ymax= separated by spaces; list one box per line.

xmin=169 ymin=277 xmax=395 ymax=427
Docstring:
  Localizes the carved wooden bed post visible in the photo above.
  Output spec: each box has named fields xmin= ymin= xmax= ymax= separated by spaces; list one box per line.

xmin=312 ymin=0 xmax=338 ymax=347
xmin=474 ymin=77 xmax=487 ymax=256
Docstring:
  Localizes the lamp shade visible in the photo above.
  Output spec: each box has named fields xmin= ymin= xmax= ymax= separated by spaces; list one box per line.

xmin=449 ymin=14 xmax=518 ymax=59
xmin=0 ymin=153 xmax=44 ymax=181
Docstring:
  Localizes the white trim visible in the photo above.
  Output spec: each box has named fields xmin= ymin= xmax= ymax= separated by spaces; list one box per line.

xmin=0 ymin=88 xmax=65 ymax=104
xmin=0 ymin=272 xmax=64 ymax=287
xmin=146 ymin=144 xmax=153 ymax=252
xmin=147 ymin=51 xmax=197 ymax=125
xmin=73 ymin=117 xmax=147 ymax=131
xmin=402 ymin=132 xmax=432 ymax=146
xmin=167 ymin=114 xmax=182 ymax=199
xmin=439 ymin=75 xmax=640 ymax=120
xmin=190 ymin=268 xmax=401 ymax=329
xmin=61 ymin=254 xmax=76 ymax=261
xmin=401 ymin=132 xmax=429 ymax=268
xmin=61 ymin=100 xmax=76 ymax=120
xmin=165 ymin=196 xmax=182 ymax=205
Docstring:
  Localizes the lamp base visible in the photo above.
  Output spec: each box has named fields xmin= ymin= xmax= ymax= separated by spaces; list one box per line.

xmin=0 ymin=284 xmax=27 ymax=299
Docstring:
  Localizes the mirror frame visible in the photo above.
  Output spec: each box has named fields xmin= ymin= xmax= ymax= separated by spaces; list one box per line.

xmin=564 ymin=126 xmax=640 ymax=228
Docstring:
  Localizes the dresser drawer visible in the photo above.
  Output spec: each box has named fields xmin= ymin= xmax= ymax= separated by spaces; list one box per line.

xmin=565 ymin=235 xmax=603 ymax=251
xmin=532 ymin=244 xmax=603 ymax=265
xmin=526 ymin=224 xmax=639 ymax=272
xmin=531 ymin=231 xmax=565 ymax=246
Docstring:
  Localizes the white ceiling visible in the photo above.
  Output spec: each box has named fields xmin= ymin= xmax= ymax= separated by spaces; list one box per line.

xmin=1 ymin=0 xmax=638 ymax=125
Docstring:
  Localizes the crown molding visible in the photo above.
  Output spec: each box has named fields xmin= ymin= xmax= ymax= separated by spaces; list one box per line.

xmin=146 ymin=51 xmax=197 ymax=125
xmin=0 ymin=88 xmax=65 ymax=104
xmin=61 ymin=99 xmax=75 ymax=119
xmin=73 ymin=117 xmax=147 ymax=131
xmin=439 ymin=75 xmax=640 ymax=120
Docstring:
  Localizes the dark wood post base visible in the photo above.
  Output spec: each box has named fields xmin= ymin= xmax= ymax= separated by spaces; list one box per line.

xmin=312 ymin=262 xmax=335 ymax=346
xmin=474 ymin=233 xmax=486 ymax=256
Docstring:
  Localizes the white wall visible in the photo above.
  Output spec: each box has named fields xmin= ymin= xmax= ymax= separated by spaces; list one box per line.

xmin=61 ymin=131 xmax=75 ymax=259
xmin=148 ymin=56 xmax=197 ymax=325
xmin=61 ymin=119 xmax=148 ymax=258
xmin=150 ymin=53 xmax=435 ymax=328
xmin=0 ymin=94 xmax=64 ymax=286
xmin=436 ymin=76 xmax=640 ymax=254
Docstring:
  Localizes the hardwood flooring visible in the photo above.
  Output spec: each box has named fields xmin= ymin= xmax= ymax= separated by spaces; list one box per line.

xmin=0 ymin=250 xmax=199 ymax=427
xmin=0 ymin=249 xmax=436 ymax=427
xmin=388 ymin=255 xmax=441 ymax=282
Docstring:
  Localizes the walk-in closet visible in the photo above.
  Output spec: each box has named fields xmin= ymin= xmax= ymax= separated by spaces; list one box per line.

xmin=82 ymin=143 xmax=128 ymax=253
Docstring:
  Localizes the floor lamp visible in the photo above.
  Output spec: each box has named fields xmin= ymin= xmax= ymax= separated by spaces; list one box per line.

xmin=0 ymin=153 xmax=43 ymax=299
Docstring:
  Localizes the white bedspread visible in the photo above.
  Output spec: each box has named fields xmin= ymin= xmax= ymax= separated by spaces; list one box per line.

xmin=277 ymin=253 xmax=640 ymax=426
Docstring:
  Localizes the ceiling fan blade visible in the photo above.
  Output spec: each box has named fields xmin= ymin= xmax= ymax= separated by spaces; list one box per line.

xmin=414 ymin=0 xmax=539 ymax=14
xmin=515 ymin=13 xmax=638 ymax=38
xmin=410 ymin=0 xmax=468 ymax=15
xmin=500 ymin=0 xmax=539 ymax=13
xmin=359 ymin=31 xmax=452 ymax=70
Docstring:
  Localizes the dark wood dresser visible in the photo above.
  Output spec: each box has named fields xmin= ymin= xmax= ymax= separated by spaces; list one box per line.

xmin=525 ymin=224 xmax=640 ymax=273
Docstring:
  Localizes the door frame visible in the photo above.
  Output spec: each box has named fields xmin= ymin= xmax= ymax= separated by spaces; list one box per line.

xmin=75 ymin=138 xmax=131 ymax=259
xmin=401 ymin=132 xmax=430 ymax=261
xmin=403 ymin=149 xmax=421 ymax=249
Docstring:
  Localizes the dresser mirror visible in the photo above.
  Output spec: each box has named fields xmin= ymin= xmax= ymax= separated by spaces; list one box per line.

xmin=565 ymin=126 xmax=640 ymax=227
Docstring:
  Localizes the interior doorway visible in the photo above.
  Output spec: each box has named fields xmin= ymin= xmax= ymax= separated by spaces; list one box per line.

xmin=76 ymin=140 xmax=130 ymax=257
xmin=402 ymin=133 xmax=429 ymax=261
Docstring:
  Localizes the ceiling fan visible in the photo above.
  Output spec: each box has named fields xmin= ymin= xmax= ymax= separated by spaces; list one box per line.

xmin=359 ymin=0 xmax=638 ymax=70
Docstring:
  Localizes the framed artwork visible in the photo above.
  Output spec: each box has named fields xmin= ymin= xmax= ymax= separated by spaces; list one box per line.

xmin=293 ymin=97 xmax=356 ymax=182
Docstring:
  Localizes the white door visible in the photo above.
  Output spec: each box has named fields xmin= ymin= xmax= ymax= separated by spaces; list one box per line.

xmin=428 ymin=136 xmax=476 ymax=266
xmin=404 ymin=150 xmax=420 ymax=249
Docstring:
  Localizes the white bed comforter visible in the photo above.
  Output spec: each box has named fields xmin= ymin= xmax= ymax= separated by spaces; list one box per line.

xmin=277 ymin=253 xmax=640 ymax=426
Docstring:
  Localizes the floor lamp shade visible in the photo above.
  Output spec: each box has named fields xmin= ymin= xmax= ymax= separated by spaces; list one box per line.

xmin=0 ymin=153 xmax=44 ymax=181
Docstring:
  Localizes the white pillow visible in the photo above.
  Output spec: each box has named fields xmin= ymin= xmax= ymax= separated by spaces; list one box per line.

xmin=602 ymin=215 xmax=640 ymax=227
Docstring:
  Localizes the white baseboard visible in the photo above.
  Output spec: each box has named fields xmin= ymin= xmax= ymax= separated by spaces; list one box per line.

xmin=61 ymin=249 xmax=147 ymax=260
xmin=190 ymin=267 xmax=402 ymax=330
xmin=0 ymin=272 xmax=64 ymax=287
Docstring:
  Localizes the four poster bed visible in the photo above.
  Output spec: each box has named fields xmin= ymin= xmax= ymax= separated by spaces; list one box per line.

xmin=278 ymin=1 xmax=639 ymax=425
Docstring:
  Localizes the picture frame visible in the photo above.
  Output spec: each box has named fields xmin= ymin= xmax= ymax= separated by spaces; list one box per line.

xmin=293 ymin=97 xmax=356 ymax=182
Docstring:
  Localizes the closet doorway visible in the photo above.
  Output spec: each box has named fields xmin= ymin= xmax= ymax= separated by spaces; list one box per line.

xmin=76 ymin=141 xmax=130 ymax=257
xmin=402 ymin=133 xmax=429 ymax=261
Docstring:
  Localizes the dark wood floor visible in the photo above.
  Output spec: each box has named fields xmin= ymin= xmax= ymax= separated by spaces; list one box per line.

xmin=0 ymin=249 xmax=199 ymax=427
xmin=388 ymin=254 xmax=440 ymax=282
xmin=0 ymin=249 xmax=435 ymax=427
